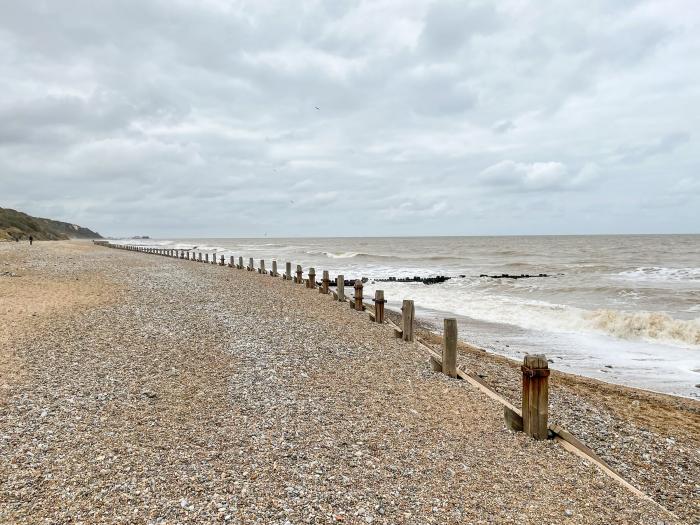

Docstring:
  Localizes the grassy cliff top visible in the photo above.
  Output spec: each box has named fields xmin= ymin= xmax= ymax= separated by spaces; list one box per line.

xmin=0 ymin=207 xmax=102 ymax=241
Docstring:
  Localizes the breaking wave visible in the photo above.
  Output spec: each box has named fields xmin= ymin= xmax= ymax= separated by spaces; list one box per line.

xmin=585 ymin=310 xmax=700 ymax=346
xmin=307 ymin=250 xmax=465 ymax=262
xmin=617 ymin=267 xmax=700 ymax=283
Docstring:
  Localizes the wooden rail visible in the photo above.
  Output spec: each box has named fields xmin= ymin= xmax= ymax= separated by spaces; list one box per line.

xmin=94 ymin=240 xmax=677 ymax=518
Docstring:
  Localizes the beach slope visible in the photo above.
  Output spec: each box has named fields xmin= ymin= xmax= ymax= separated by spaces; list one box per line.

xmin=0 ymin=241 xmax=692 ymax=523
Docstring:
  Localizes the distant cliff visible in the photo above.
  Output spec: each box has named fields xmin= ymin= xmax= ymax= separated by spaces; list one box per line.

xmin=0 ymin=207 xmax=102 ymax=241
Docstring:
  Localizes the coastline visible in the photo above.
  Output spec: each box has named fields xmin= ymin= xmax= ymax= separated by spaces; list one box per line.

xmin=104 ymin=235 xmax=700 ymax=398
xmin=1 ymin=241 xmax=697 ymax=523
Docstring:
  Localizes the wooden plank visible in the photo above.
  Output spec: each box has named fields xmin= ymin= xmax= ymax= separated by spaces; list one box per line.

xmin=337 ymin=275 xmax=345 ymax=301
xmin=401 ymin=299 xmax=415 ymax=342
xmin=442 ymin=318 xmax=458 ymax=377
xmin=374 ymin=290 xmax=385 ymax=323
xmin=522 ymin=354 xmax=549 ymax=440
xmin=353 ymin=280 xmax=363 ymax=311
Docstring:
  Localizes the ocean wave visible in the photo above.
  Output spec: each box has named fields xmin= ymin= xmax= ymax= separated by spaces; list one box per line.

xmin=585 ymin=310 xmax=700 ymax=346
xmin=305 ymin=250 xmax=465 ymax=262
xmin=368 ymin=281 xmax=699 ymax=348
xmin=616 ymin=267 xmax=700 ymax=283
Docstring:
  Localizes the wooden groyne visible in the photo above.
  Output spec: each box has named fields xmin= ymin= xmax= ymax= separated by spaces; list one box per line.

xmin=91 ymin=240 xmax=675 ymax=516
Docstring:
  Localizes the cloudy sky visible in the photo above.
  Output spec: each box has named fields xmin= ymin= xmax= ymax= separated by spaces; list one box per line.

xmin=0 ymin=0 xmax=698 ymax=237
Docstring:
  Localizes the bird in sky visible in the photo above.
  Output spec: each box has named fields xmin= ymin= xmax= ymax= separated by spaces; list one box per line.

xmin=315 ymin=106 xmax=320 ymax=110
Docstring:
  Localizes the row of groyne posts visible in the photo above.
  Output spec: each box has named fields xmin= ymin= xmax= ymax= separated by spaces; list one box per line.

xmin=96 ymin=240 xmax=550 ymax=441
xmin=93 ymin=242 xmax=671 ymax=509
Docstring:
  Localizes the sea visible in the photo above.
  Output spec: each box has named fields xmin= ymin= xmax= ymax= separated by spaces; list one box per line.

xmin=109 ymin=235 xmax=700 ymax=398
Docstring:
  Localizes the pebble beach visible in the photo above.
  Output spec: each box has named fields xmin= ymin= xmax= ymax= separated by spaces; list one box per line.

xmin=1 ymin=241 xmax=697 ymax=524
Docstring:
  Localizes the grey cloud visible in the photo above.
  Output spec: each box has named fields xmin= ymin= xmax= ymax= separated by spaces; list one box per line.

xmin=0 ymin=0 xmax=697 ymax=236
xmin=419 ymin=1 xmax=500 ymax=55
xmin=614 ymin=132 xmax=691 ymax=163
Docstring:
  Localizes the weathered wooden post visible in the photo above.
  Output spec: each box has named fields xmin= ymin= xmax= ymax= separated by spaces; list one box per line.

xmin=238 ymin=256 xmax=243 ymax=269
xmin=401 ymin=300 xmax=415 ymax=342
xmin=285 ymin=262 xmax=292 ymax=280
xmin=337 ymin=275 xmax=345 ymax=301
xmin=205 ymin=253 xmax=209 ymax=263
xmin=374 ymin=290 xmax=385 ymax=323
xmin=259 ymin=260 xmax=266 ymax=274
xmin=296 ymin=265 xmax=303 ymax=284
xmin=521 ymin=355 xmax=550 ymax=440
xmin=353 ymin=280 xmax=364 ymax=310
xmin=442 ymin=318 xmax=458 ymax=378
xmin=220 ymin=255 xmax=225 ymax=266
xmin=308 ymin=268 xmax=316 ymax=289
xmin=248 ymin=257 xmax=254 ymax=271
xmin=271 ymin=260 xmax=278 ymax=277
xmin=321 ymin=271 xmax=330 ymax=294
xmin=198 ymin=253 xmax=203 ymax=262
xmin=229 ymin=256 xmax=234 ymax=267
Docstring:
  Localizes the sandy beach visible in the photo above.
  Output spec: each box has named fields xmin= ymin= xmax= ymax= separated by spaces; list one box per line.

xmin=1 ymin=241 xmax=697 ymax=524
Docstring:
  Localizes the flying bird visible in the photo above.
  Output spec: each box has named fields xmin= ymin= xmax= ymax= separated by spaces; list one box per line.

xmin=315 ymin=106 xmax=320 ymax=110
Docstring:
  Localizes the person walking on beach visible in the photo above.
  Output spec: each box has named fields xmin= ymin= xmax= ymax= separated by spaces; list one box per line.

xmin=29 ymin=235 xmax=33 ymax=245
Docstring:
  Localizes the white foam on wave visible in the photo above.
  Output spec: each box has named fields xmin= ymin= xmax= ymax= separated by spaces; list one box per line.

xmin=616 ymin=266 xmax=700 ymax=283
xmin=585 ymin=310 xmax=700 ymax=346
xmin=323 ymin=251 xmax=361 ymax=259
xmin=366 ymin=280 xmax=700 ymax=349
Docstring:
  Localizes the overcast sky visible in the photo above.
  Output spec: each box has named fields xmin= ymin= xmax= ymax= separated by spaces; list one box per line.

xmin=0 ymin=0 xmax=698 ymax=237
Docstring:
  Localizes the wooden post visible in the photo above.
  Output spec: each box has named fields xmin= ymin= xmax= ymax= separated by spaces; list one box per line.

xmin=308 ymin=268 xmax=316 ymax=289
xmin=373 ymin=290 xmax=385 ymax=323
xmin=229 ymin=256 xmax=234 ymax=267
xmin=198 ymin=253 xmax=202 ymax=262
xmin=238 ymin=256 xmax=243 ymax=269
xmin=205 ymin=253 xmax=209 ymax=263
xmin=321 ymin=271 xmax=330 ymax=294
xmin=401 ymin=300 xmax=415 ymax=342
xmin=296 ymin=265 xmax=303 ymax=284
xmin=272 ymin=260 xmax=278 ymax=277
xmin=259 ymin=260 xmax=266 ymax=274
xmin=285 ymin=262 xmax=292 ymax=280
xmin=353 ymin=280 xmax=363 ymax=310
xmin=337 ymin=275 xmax=345 ymax=301
xmin=220 ymin=255 xmax=225 ymax=266
xmin=521 ymin=355 xmax=550 ymax=440
xmin=248 ymin=257 xmax=254 ymax=271
xmin=442 ymin=318 xmax=458 ymax=378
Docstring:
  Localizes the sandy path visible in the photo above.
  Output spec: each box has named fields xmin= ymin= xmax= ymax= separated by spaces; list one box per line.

xmin=0 ymin=241 xmax=685 ymax=524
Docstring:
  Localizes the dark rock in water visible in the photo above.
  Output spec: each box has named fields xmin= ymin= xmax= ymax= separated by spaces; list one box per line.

xmin=329 ymin=277 xmax=369 ymax=287
xmin=375 ymin=275 xmax=450 ymax=285
xmin=481 ymin=273 xmax=551 ymax=279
